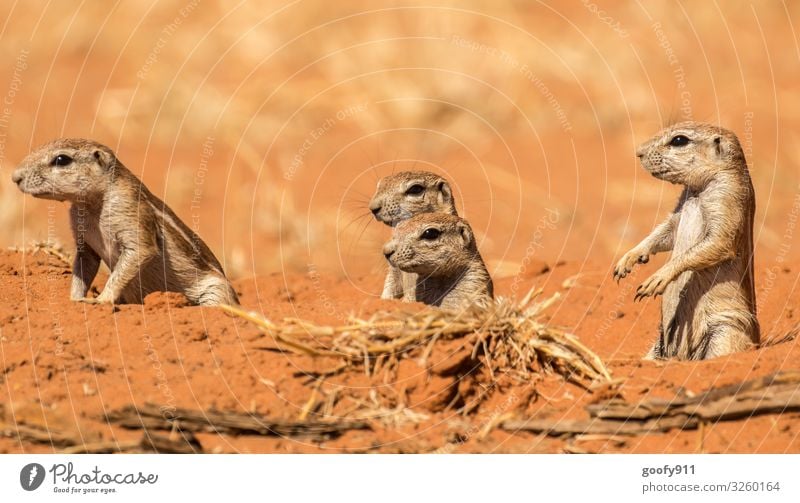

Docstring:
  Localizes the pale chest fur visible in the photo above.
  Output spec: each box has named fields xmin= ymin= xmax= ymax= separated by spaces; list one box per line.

xmin=70 ymin=204 xmax=122 ymax=269
xmin=672 ymin=194 xmax=704 ymax=255
xmin=662 ymin=194 xmax=704 ymax=321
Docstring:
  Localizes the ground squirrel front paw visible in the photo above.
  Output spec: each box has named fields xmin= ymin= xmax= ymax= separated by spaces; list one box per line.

xmin=75 ymin=297 xmax=107 ymax=305
xmin=613 ymin=248 xmax=649 ymax=281
xmin=76 ymin=291 xmax=115 ymax=305
xmin=634 ymin=267 xmax=674 ymax=301
xmin=77 ymin=297 xmax=114 ymax=305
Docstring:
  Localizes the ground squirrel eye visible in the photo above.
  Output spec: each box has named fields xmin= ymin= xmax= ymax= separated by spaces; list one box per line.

xmin=405 ymin=184 xmax=425 ymax=196
xmin=668 ymin=135 xmax=690 ymax=147
xmin=420 ymin=228 xmax=441 ymax=240
xmin=51 ymin=154 xmax=73 ymax=167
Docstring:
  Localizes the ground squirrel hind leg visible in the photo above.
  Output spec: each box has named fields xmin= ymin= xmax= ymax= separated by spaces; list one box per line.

xmin=188 ymin=276 xmax=239 ymax=306
xmin=701 ymin=325 xmax=755 ymax=359
xmin=644 ymin=326 xmax=665 ymax=360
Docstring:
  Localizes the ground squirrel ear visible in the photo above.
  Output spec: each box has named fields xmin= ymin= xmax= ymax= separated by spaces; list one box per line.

xmin=438 ymin=181 xmax=452 ymax=204
xmin=714 ymin=136 xmax=724 ymax=157
xmin=93 ymin=149 xmax=114 ymax=169
xmin=456 ymin=221 xmax=474 ymax=248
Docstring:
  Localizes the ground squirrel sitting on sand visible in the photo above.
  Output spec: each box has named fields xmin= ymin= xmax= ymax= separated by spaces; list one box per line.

xmin=368 ymin=170 xmax=457 ymax=302
xmin=382 ymin=213 xmax=493 ymax=310
xmin=12 ymin=138 xmax=239 ymax=306
xmin=613 ymin=122 xmax=758 ymax=360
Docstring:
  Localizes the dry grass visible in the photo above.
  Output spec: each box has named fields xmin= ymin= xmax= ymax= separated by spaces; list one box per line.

xmin=221 ymin=289 xmax=611 ymax=415
xmin=8 ymin=240 xmax=72 ymax=266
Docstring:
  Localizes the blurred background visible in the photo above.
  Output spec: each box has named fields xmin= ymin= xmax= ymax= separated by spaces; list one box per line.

xmin=0 ymin=0 xmax=798 ymax=292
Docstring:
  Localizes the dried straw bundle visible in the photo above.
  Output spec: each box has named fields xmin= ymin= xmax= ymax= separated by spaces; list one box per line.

xmin=220 ymin=289 xmax=610 ymax=387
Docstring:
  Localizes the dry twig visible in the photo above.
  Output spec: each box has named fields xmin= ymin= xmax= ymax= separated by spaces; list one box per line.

xmin=501 ymin=371 xmax=800 ymax=438
xmin=105 ymin=403 xmax=370 ymax=441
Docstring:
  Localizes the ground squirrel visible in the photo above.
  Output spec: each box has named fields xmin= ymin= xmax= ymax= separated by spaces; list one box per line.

xmin=12 ymin=138 xmax=239 ymax=306
xmin=613 ymin=122 xmax=758 ymax=360
xmin=368 ymin=170 xmax=457 ymax=301
xmin=382 ymin=213 xmax=493 ymax=310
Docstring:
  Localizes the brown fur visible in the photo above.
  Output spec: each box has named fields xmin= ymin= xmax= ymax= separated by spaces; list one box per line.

xmin=382 ymin=213 xmax=492 ymax=311
xmin=11 ymin=138 xmax=238 ymax=306
xmin=613 ymin=122 xmax=758 ymax=360
xmin=369 ymin=171 xmax=457 ymax=302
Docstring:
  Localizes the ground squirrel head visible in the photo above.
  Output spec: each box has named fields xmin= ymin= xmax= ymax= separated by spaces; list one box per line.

xmin=636 ymin=121 xmax=747 ymax=189
xmin=368 ymin=170 xmax=456 ymax=226
xmin=12 ymin=138 xmax=117 ymax=203
xmin=383 ymin=213 xmax=478 ymax=276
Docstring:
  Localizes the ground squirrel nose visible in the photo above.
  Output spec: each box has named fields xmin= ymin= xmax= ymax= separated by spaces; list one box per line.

xmin=383 ymin=243 xmax=395 ymax=260
xmin=11 ymin=170 xmax=23 ymax=184
xmin=369 ymin=200 xmax=381 ymax=215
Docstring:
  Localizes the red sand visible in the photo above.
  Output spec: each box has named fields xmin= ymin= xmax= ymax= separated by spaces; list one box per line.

xmin=1 ymin=247 xmax=798 ymax=453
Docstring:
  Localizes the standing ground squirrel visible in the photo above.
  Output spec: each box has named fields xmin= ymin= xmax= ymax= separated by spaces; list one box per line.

xmin=12 ymin=138 xmax=239 ymax=306
xmin=382 ymin=213 xmax=493 ymax=310
xmin=613 ymin=122 xmax=758 ymax=360
xmin=368 ymin=170 xmax=457 ymax=302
